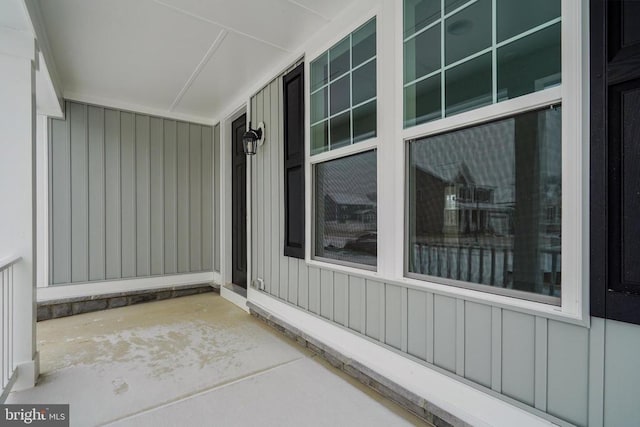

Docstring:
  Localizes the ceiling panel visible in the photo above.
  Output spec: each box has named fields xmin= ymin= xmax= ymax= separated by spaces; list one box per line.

xmin=0 ymin=0 xmax=31 ymax=33
xmin=174 ymin=30 xmax=284 ymax=118
xmin=154 ymin=0 xmax=328 ymax=52
xmin=39 ymin=0 xmax=223 ymax=111
xmin=37 ymin=0 xmax=361 ymax=121
xmin=285 ymin=0 xmax=347 ymax=21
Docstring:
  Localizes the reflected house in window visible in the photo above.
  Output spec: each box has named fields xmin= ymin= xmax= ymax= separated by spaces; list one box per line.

xmin=324 ymin=192 xmax=377 ymax=225
xmin=413 ymin=162 xmax=513 ymax=241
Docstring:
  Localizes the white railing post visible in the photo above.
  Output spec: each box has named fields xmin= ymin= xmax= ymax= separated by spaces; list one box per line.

xmin=0 ymin=257 xmax=21 ymax=402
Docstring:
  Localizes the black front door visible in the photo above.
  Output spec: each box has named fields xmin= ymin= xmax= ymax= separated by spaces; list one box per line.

xmin=232 ymin=114 xmax=247 ymax=288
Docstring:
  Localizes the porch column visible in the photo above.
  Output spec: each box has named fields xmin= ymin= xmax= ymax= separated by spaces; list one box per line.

xmin=0 ymin=27 xmax=39 ymax=390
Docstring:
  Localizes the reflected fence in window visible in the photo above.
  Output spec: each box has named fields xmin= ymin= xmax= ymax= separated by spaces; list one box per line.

xmin=410 ymin=243 xmax=560 ymax=297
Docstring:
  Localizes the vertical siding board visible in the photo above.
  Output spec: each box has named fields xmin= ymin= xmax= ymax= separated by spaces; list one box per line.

xmin=491 ymin=307 xmax=503 ymax=393
xmin=297 ymin=261 xmax=309 ymax=310
xmin=385 ymin=284 xmax=403 ymax=350
xmin=603 ymin=320 xmax=640 ymax=427
xmin=534 ymin=317 xmax=548 ymax=412
xmin=213 ymin=124 xmax=221 ymax=272
xmin=308 ymin=266 xmax=321 ymax=314
xmin=87 ymin=106 xmax=105 ymax=281
xmin=163 ymin=120 xmax=178 ymax=274
xmin=433 ymin=295 xmax=457 ymax=373
xmin=547 ymin=320 xmax=589 ymax=426
xmin=407 ymin=289 xmax=427 ymax=360
xmin=365 ymin=280 xmax=382 ymax=340
xmin=149 ymin=117 xmax=164 ymax=275
xmin=333 ymin=273 xmax=348 ymax=326
xmin=401 ymin=287 xmax=408 ymax=353
xmin=70 ymin=102 xmax=89 ymax=282
xmin=278 ymin=234 xmax=288 ymax=298
xmin=189 ymin=124 xmax=202 ymax=271
xmin=277 ymin=79 xmax=288 ymax=300
xmin=288 ymin=260 xmax=299 ymax=304
xmin=51 ymin=111 xmax=71 ymax=284
xmin=120 ymin=112 xmax=136 ymax=278
xmin=588 ymin=318 xmax=605 ymax=427
xmin=348 ymin=276 xmax=365 ymax=333
xmin=176 ymin=122 xmax=190 ymax=273
xmin=456 ymin=300 xmax=465 ymax=376
xmin=426 ymin=292 xmax=434 ymax=363
xmin=201 ymin=126 xmax=213 ymax=271
xmin=464 ymin=302 xmax=492 ymax=388
xmin=320 ymin=269 xmax=334 ymax=320
xmin=270 ymin=83 xmax=280 ymax=297
xmin=264 ymin=81 xmax=276 ymax=295
xmin=502 ymin=310 xmax=536 ymax=406
xmin=135 ymin=114 xmax=150 ymax=277
xmin=104 ymin=109 xmax=121 ymax=279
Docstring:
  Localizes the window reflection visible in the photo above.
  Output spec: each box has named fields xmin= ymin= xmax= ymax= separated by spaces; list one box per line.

xmin=407 ymin=107 xmax=561 ymax=298
xmin=315 ymin=151 xmax=377 ymax=267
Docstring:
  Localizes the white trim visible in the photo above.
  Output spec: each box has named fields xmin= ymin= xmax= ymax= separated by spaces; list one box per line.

xmin=219 ymin=103 xmax=247 ymax=290
xmin=309 ymin=138 xmax=377 ymax=164
xmin=0 ymin=256 xmax=21 ymax=271
xmin=36 ymin=114 xmax=48 ymax=288
xmin=248 ymin=289 xmax=556 ymax=427
xmin=220 ymin=285 xmax=249 ymax=313
xmin=23 ymin=0 xmax=63 ymax=105
xmin=560 ymin=0 xmax=587 ymax=320
xmin=0 ymin=26 xmax=34 ymax=61
xmin=63 ymin=92 xmax=216 ymax=126
xmin=36 ymin=272 xmax=215 ymax=302
xmin=401 ymin=86 xmax=561 ymax=141
xmin=245 ymin=97 xmax=252 ymax=297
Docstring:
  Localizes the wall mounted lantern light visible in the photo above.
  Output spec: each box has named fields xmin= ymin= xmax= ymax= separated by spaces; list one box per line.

xmin=242 ymin=121 xmax=265 ymax=155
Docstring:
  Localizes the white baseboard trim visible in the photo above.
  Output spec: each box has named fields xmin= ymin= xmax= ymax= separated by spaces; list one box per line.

xmin=221 ymin=285 xmax=249 ymax=313
xmin=248 ymin=289 xmax=555 ymax=427
xmin=37 ymin=273 xmax=215 ymax=302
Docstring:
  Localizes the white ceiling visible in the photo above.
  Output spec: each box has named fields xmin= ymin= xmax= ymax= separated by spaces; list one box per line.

xmin=37 ymin=0 xmax=353 ymax=123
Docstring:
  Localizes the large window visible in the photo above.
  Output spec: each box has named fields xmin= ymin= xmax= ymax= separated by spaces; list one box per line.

xmin=310 ymin=18 xmax=377 ymax=154
xmin=402 ymin=0 xmax=567 ymax=304
xmin=403 ymin=0 xmax=561 ymax=127
xmin=407 ymin=106 xmax=561 ymax=302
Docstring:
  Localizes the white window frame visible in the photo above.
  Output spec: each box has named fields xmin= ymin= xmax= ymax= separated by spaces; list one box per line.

xmin=302 ymin=0 xmax=587 ymax=324
xmin=305 ymin=9 xmax=383 ymax=273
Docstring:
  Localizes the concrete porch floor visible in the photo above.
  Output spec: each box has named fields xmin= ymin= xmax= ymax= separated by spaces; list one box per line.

xmin=8 ymin=293 xmax=429 ymax=426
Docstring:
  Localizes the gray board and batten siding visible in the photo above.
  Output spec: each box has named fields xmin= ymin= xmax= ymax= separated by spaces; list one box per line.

xmin=49 ymin=100 xmax=220 ymax=285
xmin=250 ymin=76 xmax=640 ymax=427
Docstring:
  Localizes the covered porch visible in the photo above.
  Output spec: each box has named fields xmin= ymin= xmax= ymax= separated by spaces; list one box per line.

xmin=7 ymin=293 xmax=426 ymax=426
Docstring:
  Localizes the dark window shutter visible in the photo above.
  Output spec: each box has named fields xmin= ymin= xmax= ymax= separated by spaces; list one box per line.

xmin=591 ymin=0 xmax=640 ymax=324
xmin=283 ymin=63 xmax=305 ymax=259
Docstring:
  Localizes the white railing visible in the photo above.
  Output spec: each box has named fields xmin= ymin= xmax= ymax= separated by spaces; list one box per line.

xmin=0 ymin=255 xmax=20 ymax=403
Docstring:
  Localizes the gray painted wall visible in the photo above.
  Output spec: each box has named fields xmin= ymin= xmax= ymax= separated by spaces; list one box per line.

xmin=49 ymin=100 xmax=218 ymax=285
xmin=250 ymin=77 xmax=640 ymax=427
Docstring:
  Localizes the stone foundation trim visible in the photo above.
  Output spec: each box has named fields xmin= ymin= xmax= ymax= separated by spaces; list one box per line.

xmin=37 ymin=283 xmax=218 ymax=321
